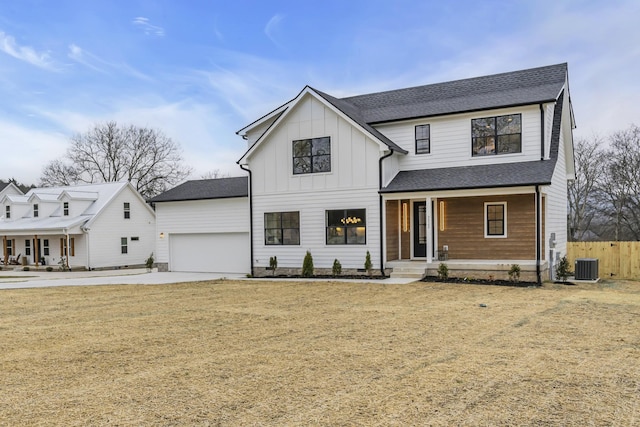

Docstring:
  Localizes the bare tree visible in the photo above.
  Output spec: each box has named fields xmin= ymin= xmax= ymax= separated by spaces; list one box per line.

xmin=39 ymin=122 xmax=192 ymax=198
xmin=603 ymin=125 xmax=640 ymax=240
xmin=200 ymin=169 xmax=229 ymax=180
xmin=567 ymin=137 xmax=606 ymax=241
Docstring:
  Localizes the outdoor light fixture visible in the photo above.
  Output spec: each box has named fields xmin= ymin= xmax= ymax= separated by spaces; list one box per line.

xmin=402 ymin=202 xmax=408 ymax=232
xmin=159 ymin=232 xmax=165 ymax=239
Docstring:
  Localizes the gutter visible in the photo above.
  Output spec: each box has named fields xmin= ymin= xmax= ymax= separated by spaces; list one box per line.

xmin=378 ymin=149 xmax=395 ymax=275
xmin=540 ymin=103 xmax=545 ymax=160
xmin=238 ymin=164 xmax=254 ymax=277
xmin=535 ymin=185 xmax=542 ymax=285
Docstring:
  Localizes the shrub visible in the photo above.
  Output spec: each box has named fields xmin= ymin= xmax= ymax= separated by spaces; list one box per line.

xmin=269 ymin=256 xmax=278 ymax=276
xmin=23 ymin=266 xmax=30 ymax=271
xmin=302 ymin=251 xmax=314 ymax=277
xmin=555 ymin=256 xmax=572 ymax=282
xmin=437 ymin=263 xmax=449 ymax=280
xmin=364 ymin=251 xmax=372 ymax=274
xmin=332 ymin=259 xmax=342 ymax=276
xmin=145 ymin=253 xmax=154 ymax=271
xmin=509 ymin=264 xmax=521 ymax=282
xmin=46 ymin=266 xmax=53 ymax=272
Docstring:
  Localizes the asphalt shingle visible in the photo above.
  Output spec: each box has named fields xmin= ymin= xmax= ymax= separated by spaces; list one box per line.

xmin=150 ymin=177 xmax=248 ymax=202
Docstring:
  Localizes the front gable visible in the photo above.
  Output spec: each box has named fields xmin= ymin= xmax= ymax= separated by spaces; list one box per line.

xmin=243 ymin=91 xmax=391 ymax=195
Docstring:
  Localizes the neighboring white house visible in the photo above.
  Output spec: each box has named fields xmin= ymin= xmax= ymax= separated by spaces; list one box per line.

xmin=0 ymin=181 xmax=24 ymax=199
xmin=0 ymin=182 xmax=155 ymax=270
xmin=234 ymin=63 xmax=575 ymax=282
xmin=149 ymin=177 xmax=250 ymax=274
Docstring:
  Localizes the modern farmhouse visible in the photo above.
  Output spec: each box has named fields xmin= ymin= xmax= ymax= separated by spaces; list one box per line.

xmin=1 ymin=182 xmax=155 ymax=270
xmin=154 ymin=63 xmax=575 ymax=282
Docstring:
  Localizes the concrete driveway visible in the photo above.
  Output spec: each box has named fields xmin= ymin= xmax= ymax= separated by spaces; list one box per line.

xmin=0 ymin=268 xmax=244 ymax=289
xmin=0 ymin=268 xmax=418 ymax=289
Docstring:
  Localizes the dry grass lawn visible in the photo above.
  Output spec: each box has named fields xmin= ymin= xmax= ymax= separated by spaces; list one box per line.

xmin=1 ymin=279 xmax=639 ymax=426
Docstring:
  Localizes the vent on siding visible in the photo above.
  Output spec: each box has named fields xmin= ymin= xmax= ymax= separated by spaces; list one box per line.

xmin=575 ymin=258 xmax=598 ymax=281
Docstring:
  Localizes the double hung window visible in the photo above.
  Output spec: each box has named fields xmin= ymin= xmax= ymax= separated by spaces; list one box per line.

xmin=472 ymin=114 xmax=521 ymax=156
xmin=265 ymin=212 xmax=300 ymax=245
xmin=326 ymin=209 xmax=366 ymax=245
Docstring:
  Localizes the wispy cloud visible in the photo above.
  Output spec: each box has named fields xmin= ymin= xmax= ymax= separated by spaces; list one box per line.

xmin=132 ymin=17 xmax=165 ymax=37
xmin=264 ymin=14 xmax=284 ymax=48
xmin=68 ymin=44 xmax=107 ymax=73
xmin=0 ymin=31 xmax=56 ymax=70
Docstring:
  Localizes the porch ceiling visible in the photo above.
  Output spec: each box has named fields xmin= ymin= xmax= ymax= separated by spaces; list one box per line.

xmin=380 ymin=160 xmax=556 ymax=194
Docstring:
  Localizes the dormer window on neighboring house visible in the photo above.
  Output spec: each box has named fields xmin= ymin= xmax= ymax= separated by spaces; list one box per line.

xmin=293 ymin=137 xmax=331 ymax=174
xmin=124 ymin=202 xmax=131 ymax=219
xmin=472 ymin=114 xmax=521 ymax=156
xmin=415 ymin=124 xmax=430 ymax=154
xmin=33 ymin=204 xmax=39 ymax=218
xmin=5 ymin=205 xmax=10 ymax=219
xmin=63 ymin=202 xmax=69 ymax=216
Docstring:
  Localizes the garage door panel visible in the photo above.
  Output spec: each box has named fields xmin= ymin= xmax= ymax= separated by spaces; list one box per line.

xmin=170 ymin=233 xmax=249 ymax=273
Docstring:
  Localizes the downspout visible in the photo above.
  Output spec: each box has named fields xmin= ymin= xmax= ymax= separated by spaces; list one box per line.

xmin=539 ymin=104 xmax=545 ymax=160
xmin=239 ymin=164 xmax=254 ymax=277
xmin=378 ymin=149 xmax=394 ymax=276
xmin=535 ymin=185 xmax=542 ymax=285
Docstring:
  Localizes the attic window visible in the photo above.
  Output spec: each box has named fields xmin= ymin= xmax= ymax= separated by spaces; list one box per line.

xmin=5 ymin=205 xmax=9 ymax=219
xmin=124 ymin=202 xmax=131 ymax=219
xmin=472 ymin=114 xmax=521 ymax=156
xmin=33 ymin=204 xmax=39 ymax=218
xmin=63 ymin=202 xmax=69 ymax=216
xmin=293 ymin=137 xmax=331 ymax=174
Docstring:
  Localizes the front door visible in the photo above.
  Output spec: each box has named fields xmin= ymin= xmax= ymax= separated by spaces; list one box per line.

xmin=413 ymin=201 xmax=427 ymax=257
xmin=33 ymin=239 xmax=42 ymax=263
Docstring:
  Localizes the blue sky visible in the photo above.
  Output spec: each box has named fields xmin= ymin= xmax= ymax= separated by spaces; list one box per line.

xmin=1 ymin=0 xmax=639 ymax=184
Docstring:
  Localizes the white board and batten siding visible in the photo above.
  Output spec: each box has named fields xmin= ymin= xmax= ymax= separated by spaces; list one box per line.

xmin=246 ymin=94 xmax=384 ymax=271
xmin=87 ymin=186 xmax=156 ymax=269
xmin=155 ymin=198 xmax=250 ymax=273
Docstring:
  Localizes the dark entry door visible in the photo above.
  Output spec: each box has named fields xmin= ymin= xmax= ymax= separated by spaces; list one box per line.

xmin=413 ymin=202 xmax=427 ymax=257
xmin=32 ymin=239 xmax=42 ymax=263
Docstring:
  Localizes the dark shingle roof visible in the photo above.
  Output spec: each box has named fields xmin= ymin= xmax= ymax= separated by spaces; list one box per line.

xmin=313 ymin=89 xmax=408 ymax=154
xmin=344 ymin=63 xmax=567 ymax=123
xmin=150 ymin=177 xmax=248 ymax=202
xmin=380 ymin=161 xmax=556 ymax=193
xmin=381 ymin=88 xmax=566 ymax=193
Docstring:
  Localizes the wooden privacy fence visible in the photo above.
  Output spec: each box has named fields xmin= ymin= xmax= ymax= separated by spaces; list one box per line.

xmin=567 ymin=241 xmax=640 ymax=280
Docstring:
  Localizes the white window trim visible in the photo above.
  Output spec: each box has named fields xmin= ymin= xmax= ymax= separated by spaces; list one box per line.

xmin=484 ymin=201 xmax=507 ymax=238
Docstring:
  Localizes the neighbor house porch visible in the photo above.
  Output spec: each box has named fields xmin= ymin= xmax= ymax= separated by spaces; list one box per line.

xmin=2 ymin=233 xmax=82 ymax=270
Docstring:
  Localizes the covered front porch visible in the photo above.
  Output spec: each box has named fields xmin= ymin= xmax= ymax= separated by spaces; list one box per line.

xmin=383 ymin=189 xmax=549 ymax=282
xmin=1 ymin=233 xmax=81 ymax=270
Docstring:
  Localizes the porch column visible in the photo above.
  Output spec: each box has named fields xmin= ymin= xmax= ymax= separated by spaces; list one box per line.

xmin=2 ymin=236 xmax=6 ymax=266
xmin=66 ymin=233 xmax=70 ymax=269
xmin=34 ymin=235 xmax=39 ymax=267
xmin=425 ymin=196 xmax=433 ymax=263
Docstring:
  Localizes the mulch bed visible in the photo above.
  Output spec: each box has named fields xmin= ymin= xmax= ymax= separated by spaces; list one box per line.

xmin=422 ymin=275 xmax=540 ymax=287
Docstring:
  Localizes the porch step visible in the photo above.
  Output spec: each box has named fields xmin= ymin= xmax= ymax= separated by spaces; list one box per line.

xmin=388 ymin=262 xmax=427 ymax=279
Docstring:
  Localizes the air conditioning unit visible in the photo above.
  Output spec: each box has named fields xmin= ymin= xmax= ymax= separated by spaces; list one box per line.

xmin=575 ymin=258 xmax=599 ymax=281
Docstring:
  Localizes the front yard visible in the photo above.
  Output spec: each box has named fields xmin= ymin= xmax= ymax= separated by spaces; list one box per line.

xmin=1 ymin=279 xmax=639 ymax=425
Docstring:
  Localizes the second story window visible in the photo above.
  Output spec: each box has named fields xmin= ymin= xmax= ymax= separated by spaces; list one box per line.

xmin=124 ymin=202 xmax=131 ymax=219
xmin=293 ymin=137 xmax=331 ymax=174
xmin=415 ymin=124 xmax=430 ymax=154
xmin=5 ymin=205 xmax=10 ymax=219
xmin=33 ymin=204 xmax=39 ymax=218
xmin=472 ymin=114 xmax=521 ymax=157
xmin=63 ymin=202 xmax=69 ymax=216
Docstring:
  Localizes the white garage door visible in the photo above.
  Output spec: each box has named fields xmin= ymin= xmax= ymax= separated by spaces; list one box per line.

xmin=170 ymin=233 xmax=250 ymax=273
